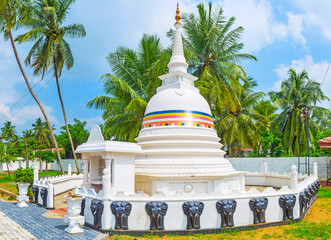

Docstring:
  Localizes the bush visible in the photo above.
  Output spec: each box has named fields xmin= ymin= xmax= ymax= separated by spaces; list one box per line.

xmin=14 ymin=167 xmax=34 ymax=199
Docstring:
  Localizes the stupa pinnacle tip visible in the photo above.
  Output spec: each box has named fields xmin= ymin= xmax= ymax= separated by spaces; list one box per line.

xmin=175 ymin=3 xmax=181 ymax=25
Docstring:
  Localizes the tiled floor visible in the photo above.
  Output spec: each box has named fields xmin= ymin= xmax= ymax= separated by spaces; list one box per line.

xmin=0 ymin=202 xmax=101 ymax=240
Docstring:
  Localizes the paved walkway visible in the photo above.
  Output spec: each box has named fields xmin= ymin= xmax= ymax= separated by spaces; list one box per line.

xmin=0 ymin=202 xmax=101 ymax=240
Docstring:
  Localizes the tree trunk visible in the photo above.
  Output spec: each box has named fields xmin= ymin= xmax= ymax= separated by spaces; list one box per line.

xmin=4 ymin=10 xmax=64 ymax=175
xmin=25 ymin=137 xmax=29 ymax=168
xmin=53 ymin=58 xmax=81 ymax=174
xmin=5 ymin=160 xmax=10 ymax=180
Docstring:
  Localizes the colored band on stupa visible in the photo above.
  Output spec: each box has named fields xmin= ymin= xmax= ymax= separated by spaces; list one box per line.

xmin=142 ymin=110 xmax=214 ymax=129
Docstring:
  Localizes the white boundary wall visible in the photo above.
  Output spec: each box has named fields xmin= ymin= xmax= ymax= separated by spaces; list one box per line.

xmin=228 ymin=157 xmax=329 ymax=180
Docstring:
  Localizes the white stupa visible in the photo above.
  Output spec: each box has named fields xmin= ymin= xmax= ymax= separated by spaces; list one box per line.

xmin=134 ymin=5 xmax=246 ymax=195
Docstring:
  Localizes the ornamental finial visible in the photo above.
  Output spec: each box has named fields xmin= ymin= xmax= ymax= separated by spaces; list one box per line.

xmin=175 ymin=3 xmax=181 ymax=25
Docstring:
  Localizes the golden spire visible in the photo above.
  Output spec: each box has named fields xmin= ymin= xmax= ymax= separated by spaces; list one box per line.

xmin=175 ymin=3 xmax=181 ymax=25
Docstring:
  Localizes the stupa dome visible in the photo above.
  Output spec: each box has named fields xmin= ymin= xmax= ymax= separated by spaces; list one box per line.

xmin=142 ymin=88 xmax=213 ymax=129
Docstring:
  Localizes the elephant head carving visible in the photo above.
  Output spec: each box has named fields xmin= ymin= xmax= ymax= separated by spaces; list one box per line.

xmin=145 ymin=201 xmax=168 ymax=230
xmin=182 ymin=201 xmax=204 ymax=229
xmin=216 ymin=199 xmax=237 ymax=227
xmin=32 ymin=186 xmax=39 ymax=203
xmin=304 ymin=188 xmax=312 ymax=205
xmin=80 ymin=198 xmax=86 ymax=216
xmin=40 ymin=188 xmax=48 ymax=207
xmin=90 ymin=199 xmax=104 ymax=228
xmin=249 ymin=197 xmax=268 ymax=224
xmin=299 ymin=191 xmax=308 ymax=216
xmin=279 ymin=195 xmax=296 ymax=220
xmin=111 ymin=201 xmax=132 ymax=230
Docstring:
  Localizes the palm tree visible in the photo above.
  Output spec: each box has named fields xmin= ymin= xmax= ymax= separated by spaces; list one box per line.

xmin=0 ymin=0 xmax=64 ymax=174
xmin=32 ymin=118 xmax=51 ymax=171
xmin=15 ymin=0 xmax=86 ymax=173
xmin=216 ymin=78 xmax=264 ymax=156
xmin=0 ymin=121 xmax=18 ymax=179
xmin=269 ymin=68 xmax=329 ymax=156
xmin=87 ymin=34 xmax=170 ymax=141
xmin=168 ymin=3 xmax=257 ymax=118
xmin=1 ymin=121 xmax=17 ymax=143
xmin=22 ymin=129 xmax=33 ymax=166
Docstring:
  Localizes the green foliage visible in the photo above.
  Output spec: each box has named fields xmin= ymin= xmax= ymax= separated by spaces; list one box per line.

xmin=14 ymin=167 xmax=33 ymax=183
xmin=87 ymin=34 xmax=170 ymax=141
xmin=14 ymin=167 xmax=33 ymax=198
xmin=269 ymin=68 xmax=329 ymax=156
xmin=40 ymin=150 xmax=55 ymax=163
xmin=56 ymin=118 xmax=89 ymax=156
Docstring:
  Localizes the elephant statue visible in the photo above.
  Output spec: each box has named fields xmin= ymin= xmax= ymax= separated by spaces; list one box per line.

xmin=249 ymin=197 xmax=268 ymax=224
xmin=145 ymin=201 xmax=168 ymax=230
xmin=90 ymin=199 xmax=104 ymax=228
xmin=80 ymin=198 xmax=86 ymax=216
xmin=216 ymin=199 xmax=237 ymax=227
xmin=182 ymin=201 xmax=204 ymax=229
xmin=111 ymin=201 xmax=132 ymax=230
xmin=32 ymin=186 xmax=39 ymax=203
xmin=299 ymin=191 xmax=308 ymax=216
xmin=311 ymin=184 xmax=317 ymax=196
xmin=40 ymin=188 xmax=48 ymax=207
xmin=279 ymin=195 xmax=296 ymax=220
xmin=304 ymin=188 xmax=312 ymax=205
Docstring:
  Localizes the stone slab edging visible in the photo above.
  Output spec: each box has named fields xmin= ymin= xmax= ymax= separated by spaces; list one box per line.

xmin=0 ymin=187 xmax=17 ymax=198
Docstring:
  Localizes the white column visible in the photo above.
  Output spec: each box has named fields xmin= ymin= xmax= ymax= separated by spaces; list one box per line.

xmin=33 ymin=165 xmax=39 ymax=183
xmin=47 ymin=182 xmax=54 ymax=209
xmin=83 ymin=159 xmax=89 ymax=187
xmin=102 ymin=166 xmax=112 ymax=230
xmin=68 ymin=164 xmax=72 ymax=176
xmin=104 ymin=158 xmax=112 ymax=186
xmin=290 ymin=165 xmax=298 ymax=191
xmin=263 ymin=162 xmax=268 ymax=175
xmin=313 ymin=162 xmax=318 ymax=177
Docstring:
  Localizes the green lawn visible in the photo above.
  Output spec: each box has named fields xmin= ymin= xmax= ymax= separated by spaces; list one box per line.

xmin=0 ymin=170 xmax=63 ymax=195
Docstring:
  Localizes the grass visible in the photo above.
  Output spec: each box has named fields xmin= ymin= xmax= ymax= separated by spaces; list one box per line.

xmin=108 ymin=188 xmax=331 ymax=240
xmin=39 ymin=170 xmax=62 ymax=178
xmin=0 ymin=170 xmax=62 ymax=195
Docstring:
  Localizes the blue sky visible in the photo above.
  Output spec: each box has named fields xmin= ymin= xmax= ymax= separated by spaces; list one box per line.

xmin=0 ymin=0 xmax=330 ymax=135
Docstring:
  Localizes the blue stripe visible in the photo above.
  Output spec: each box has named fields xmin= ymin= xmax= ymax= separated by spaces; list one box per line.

xmin=144 ymin=110 xmax=212 ymax=118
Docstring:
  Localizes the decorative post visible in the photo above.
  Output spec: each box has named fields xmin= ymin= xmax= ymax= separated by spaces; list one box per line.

xmin=263 ymin=162 xmax=268 ymax=175
xmin=83 ymin=159 xmax=89 ymax=187
xmin=47 ymin=182 xmax=54 ymax=209
xmin=34 ymin=165 xmax=39 ymax=183
xmin=290 ymin=165 xmax=298 ymax=191
xmin=68 ymin=164 xmax=72 ymax=176
xmin=313 ymin=162 xmax=318 ymax=177
xmin=102 ymin=168 xmax=111 ymax=229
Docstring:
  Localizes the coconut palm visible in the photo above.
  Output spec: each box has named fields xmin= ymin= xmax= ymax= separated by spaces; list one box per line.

xmin=87 ymin=34 xmax=170 ymax=141
xmin=168 ymin=3 xmax=257 ymax=117
xmin=0 ymin=0 xmax=64 ymax=174
xmin=1 ymin=121 xmax=17 ymax=143
xmin=15 ymin=0 xmax=86 ymax=173
xmin=269 ymin=68 xmax=329 ymax=156
xmin=22 ymin=129 xmax=33 ymax=167
xmin=215 ymin=78 xmax=264 ymax=156
xmin=250 ymin=99 xmax=278 ymax=130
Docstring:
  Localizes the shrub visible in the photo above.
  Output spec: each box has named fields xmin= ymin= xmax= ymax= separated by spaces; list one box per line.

xmin=14 ymin=167 xmax=34 ymax=199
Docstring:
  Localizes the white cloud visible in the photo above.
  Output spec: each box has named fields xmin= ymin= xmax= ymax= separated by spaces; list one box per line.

xmin=81 ymin=116 xmax=104 ymax=131
xmin=274 ymin=55 xmax=331 ymax=108
xmin=0 ymin=102 xmax=58 ymax=127
xmin=292 ymin=0 xmax=331 ymax=40
xmin=286 ymin=12 xmax=306 ymax=45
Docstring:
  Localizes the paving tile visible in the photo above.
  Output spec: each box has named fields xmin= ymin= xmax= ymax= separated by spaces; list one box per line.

xmin=0 ymin=202 xmax=101 ymax=240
